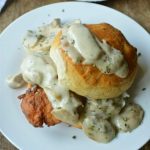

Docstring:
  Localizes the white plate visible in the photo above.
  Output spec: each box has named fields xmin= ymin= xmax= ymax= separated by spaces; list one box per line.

xmin=0 ymin=2 xmax=150 ymax=150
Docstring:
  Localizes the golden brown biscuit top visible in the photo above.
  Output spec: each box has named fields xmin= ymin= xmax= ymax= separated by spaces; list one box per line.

xmin=54 ymin=23 xmax=137 ymax=86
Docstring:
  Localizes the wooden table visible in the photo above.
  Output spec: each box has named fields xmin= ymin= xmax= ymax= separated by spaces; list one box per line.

xmin=0 ymin=0 xmax=150 ymax=149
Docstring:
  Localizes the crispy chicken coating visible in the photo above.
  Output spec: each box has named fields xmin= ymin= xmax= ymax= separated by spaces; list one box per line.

xmin=18 ymin=86 xmax=60 ymax=127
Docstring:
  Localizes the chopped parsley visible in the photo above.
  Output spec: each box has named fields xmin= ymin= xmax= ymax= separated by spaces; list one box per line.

xmin=71 ymin=40 xmax=75 ymax=45
xmin=61 ymin=36 xmax=64 ymax=40
xmin=106 ymin=66 xmax=111 ymax=73
xmin=76 ymin=57 xmax=82 ymax=63
xmin=57 ymin=107 xmax=62 ymax=109
xmin=39 ymin=43 xmax=42 ymax=47
xmin=28 ymin=30 xmax=34 ymax=33
xmin=89 ymin=125 xmax=95 ymax=130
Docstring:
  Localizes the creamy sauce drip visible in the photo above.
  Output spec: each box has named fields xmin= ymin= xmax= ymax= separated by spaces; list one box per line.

xmin=7 ymin=19 xmax=144 ymax=143
xmin=67 ymin=24 xmax=100 ymax=60
xmin=61 ymin=23 xmax=129 ymax=78
xmin=21 ymin=52 xmax=82 ymax=125
xmin=50 ymin=48 xmax=66 ymax=80
xmin=6 ymin=73 xmax=26 ymax=89
xmin=61 ymin=39 xmax=83 ymax=63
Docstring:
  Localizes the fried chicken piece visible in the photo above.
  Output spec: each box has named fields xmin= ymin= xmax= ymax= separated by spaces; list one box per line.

xmin=18 ymin=86 xmax=60 ymax=127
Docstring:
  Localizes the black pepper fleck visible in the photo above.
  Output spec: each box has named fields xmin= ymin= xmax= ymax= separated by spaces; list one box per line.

xmin=138 ymin=52 xmax=141 ymax=57
xmin=142 ymin=88 xmax=146 ymax=91
xmin=72 ymin=135 xmax=76 ymax=139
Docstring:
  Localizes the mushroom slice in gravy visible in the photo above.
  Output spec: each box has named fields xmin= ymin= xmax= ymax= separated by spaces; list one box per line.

xmin=85 ymin=97 xmax=126 ymax=119
xmin=113 ymin=103 xmax=144 ymax=132
xmin=82 ymin=116 xmax=116 ymax=143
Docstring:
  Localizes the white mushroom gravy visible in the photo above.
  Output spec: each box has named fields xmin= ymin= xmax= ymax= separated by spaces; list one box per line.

xmin=21 ymin=51 xmax=82 ymax=125
xmin=23 ymin=19 xmax=62 ymax=53
xmin=61 ymin=23 xmax=129 ymax=78
xmin=6 ymin=73 xmax=26 ymax=89
xmin=7 ymin=19 xmax=144 ymax=143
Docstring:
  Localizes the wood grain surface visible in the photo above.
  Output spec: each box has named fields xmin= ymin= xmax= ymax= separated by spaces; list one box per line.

xmin=0 ymin=0 xmax=150 ymax=150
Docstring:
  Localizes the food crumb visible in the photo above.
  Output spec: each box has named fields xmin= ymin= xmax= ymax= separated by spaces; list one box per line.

xmin=72 ymin=135 xmax=77 ymax=139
